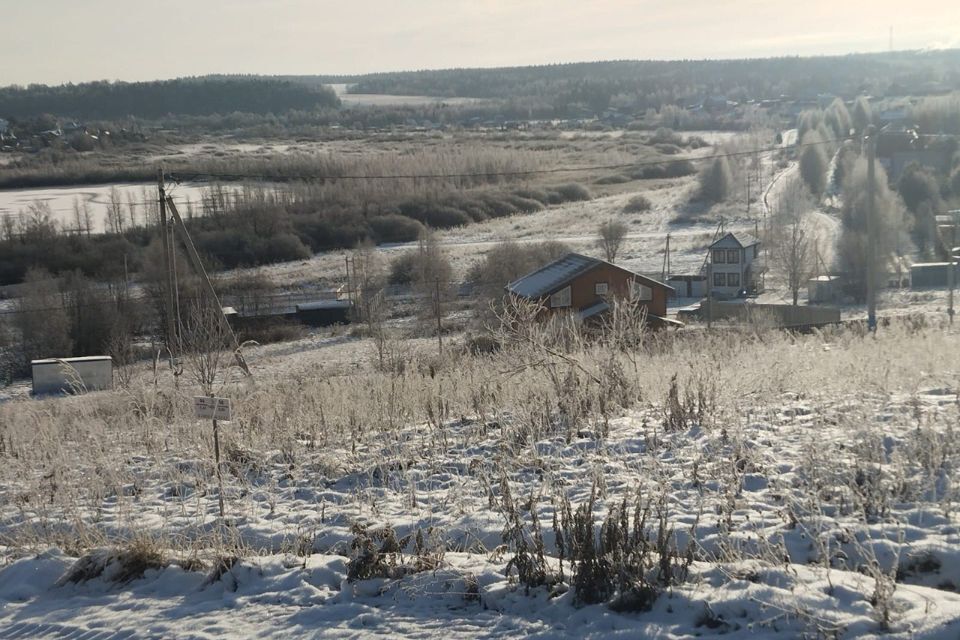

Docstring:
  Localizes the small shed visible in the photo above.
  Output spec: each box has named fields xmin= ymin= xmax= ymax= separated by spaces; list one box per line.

xmin=807 ymin=275 xmax=841 ymax=304
xmin=295 ymin=300 xmax=352 ymax=327
xmin=32 ymin=356 xmax=113 ymax=396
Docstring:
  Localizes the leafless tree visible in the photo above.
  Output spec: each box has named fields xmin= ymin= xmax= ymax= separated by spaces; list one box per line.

xmin=773 ymin=178 xmax=819 ymax=305
xmin=179 ymin=300 xmax=233 ymax=395
xmin=413 ymin=228 xmax=453 ymax=351
xmin=107 ymin=186 xmax=124 ymax=234
xmin=15 ymin=268 xmax=72 ymax=366
xmin=72 ymin=197 xmax=85 ymax=236
xmin=126 ymin=191 xmax=139 ymax=230
xmin=597 ymin=219 xmax=629 ymax=262
xmin=349 ymin=241 xmax=392 ymax=365
xmin=776 ymin=218 xmax=817 ymax=306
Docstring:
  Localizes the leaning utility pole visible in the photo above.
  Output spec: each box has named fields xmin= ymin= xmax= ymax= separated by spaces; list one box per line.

xmin=158 ymin=168 xmax=178 ymax=351
xmin=865 ymin=126 xmax=878 ymax=333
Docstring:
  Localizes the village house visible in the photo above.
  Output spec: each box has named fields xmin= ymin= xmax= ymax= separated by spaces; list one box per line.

xmin=506 ymin=252 xmax=678 ymax=327
xmin=708 ymin=232 xmax=763 ymax=298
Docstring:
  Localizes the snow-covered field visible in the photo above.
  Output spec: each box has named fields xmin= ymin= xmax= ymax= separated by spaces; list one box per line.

xmin=3 ymin=320 xmax=960 ymax=638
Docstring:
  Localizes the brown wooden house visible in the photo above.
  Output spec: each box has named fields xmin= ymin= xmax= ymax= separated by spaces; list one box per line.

xmin=506 ymin=253 xmax=679 ymax=327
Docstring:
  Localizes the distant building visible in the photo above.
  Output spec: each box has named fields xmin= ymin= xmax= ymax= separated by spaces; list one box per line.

xmin=807 ymin=275 xmax=841 ymax=304
xmin=708 ymin=232 xmax=764 ymax=298
xmin=506 ymin=252 xmax=679 ymax=328
xmin=32 ymin=356 xmax=113 ymax=396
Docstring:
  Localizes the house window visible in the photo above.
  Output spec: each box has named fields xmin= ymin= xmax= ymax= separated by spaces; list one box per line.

xmin=714 ymin=272 xmax=726 ymax=287
xmin=631 ymin=281 xmax=653 ymax=301
xmin=713 ymin=249 xmax=726 ymax=264
xmin=550 ymin=286 xmax=571 ymax=308
xmin=595 ymin=282 xmax=609 ymax=295
xmin=727 ymin=272 xmax=740 ymax=288
xmin=726 ymin=249 xmax=740 ymax=264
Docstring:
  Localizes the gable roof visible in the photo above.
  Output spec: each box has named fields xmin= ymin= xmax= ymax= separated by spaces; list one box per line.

xmin=506 ymin=252 xmax=673 ymax=298
xmin=507 ymin=253 xmax=600 ymax=298
xmin=710 ymin=231 xmax=759 ymax=249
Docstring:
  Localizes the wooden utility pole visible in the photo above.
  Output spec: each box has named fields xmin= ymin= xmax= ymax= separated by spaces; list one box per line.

xmin=435 ymin=279 xmax=443 ymax=356
xmin=949 ymin=211 xmax=957 ymax=325
xmin=706 ymin=261 xmax=713 ymax=330
xmin=865 ymin=126 xmax=878 ymax=333
xmin=661 ymin=234 xmax=671 ymax=282
xmin=158 ymin=169 xmax=178 ymax=351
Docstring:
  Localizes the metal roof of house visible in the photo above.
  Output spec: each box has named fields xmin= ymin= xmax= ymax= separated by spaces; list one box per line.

xmin=506 ymin=253 xmax=601 ymax=298
xmin=507 ymin=252 xmax=674 ymax=298
xmin=710 ymin=232 xmax=759 ymax=249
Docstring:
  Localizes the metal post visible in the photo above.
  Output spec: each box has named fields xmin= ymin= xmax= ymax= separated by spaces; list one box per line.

xmin=212 ymin=416 xmax=225 ymax=519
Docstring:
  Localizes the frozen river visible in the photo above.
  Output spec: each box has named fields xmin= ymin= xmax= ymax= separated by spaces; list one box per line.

xmin=0 ymin=182 xmax=239 ymax=234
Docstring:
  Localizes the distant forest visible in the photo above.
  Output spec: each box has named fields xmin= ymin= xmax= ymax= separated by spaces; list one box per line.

xmin=0 ymin=77 xmax=340 ymax=120
xmin=4 ymin=52 xmax=960 ymax=124
xmin=304 ymin=51 xmax=960 ymax=110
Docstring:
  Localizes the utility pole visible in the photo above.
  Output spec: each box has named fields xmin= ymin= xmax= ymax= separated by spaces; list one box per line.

xmin=865 ymin=126 xmax=878 ymax=333
xmin=158 ymin=168 xmax=178 ymax=352
xmin=706 ymin=261 xmax=713 ymax=330
xmin=949 ymin=211 xmax=958 ymax=325
xmin=661 ymin=234 xmax=671 ymax=282
xmin=344 ymin=255 xmax=353 ymax=317
xmin=435 ymin=279 xmax=443 ymax=356
xmin=746 ymin=173 xmax=751 ymax=217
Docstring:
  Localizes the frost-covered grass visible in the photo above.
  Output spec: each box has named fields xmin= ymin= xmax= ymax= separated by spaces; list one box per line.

xmin=2 ymin=317 xmax=960 ymax=637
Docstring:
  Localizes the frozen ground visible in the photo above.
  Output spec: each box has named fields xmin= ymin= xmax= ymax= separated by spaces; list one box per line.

xmin=3 ymin=324 xmax=960 ymax=637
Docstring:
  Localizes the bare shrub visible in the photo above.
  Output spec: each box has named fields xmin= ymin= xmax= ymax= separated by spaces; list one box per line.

xmin=622 ymin=195 xmax=652 ymax=213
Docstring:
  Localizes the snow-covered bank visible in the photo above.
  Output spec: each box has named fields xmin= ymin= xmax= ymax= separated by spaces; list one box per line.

xmin=3 ymin=322 xmax=960 ymax=637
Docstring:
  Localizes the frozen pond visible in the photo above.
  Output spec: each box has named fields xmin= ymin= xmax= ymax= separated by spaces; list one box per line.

xmin=0 ymin=182 xmax=242 ymax=234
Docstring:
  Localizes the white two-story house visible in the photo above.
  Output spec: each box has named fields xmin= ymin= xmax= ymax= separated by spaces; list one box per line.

xmin=708 ymin=232 xmax=763 ymax=298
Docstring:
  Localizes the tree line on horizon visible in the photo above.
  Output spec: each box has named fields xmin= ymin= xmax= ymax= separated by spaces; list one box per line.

xmin=338 ymin=51 xmax=960 ymax=112
xmin=4 ymin=51 xmax=960 ymax=125
xmin=0 ymin=77 xmax=340 ymax=121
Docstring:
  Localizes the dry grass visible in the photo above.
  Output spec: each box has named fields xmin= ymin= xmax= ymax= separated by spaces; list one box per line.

xmin=1 ymin=311 xmax=958 ymax=625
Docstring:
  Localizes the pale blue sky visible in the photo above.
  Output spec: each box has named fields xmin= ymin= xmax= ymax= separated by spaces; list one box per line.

xmin=2 ymin=0 xmax=958 ymax=85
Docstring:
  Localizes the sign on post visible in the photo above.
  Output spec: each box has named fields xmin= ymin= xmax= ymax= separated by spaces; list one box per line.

xmin=194 ymin=396 xmax=233 ymax=421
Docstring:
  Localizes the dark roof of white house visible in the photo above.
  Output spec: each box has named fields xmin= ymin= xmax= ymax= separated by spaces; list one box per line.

xmin=710 ymin=231 xmax=759 ymax=249
xmin=506 ymin=252 xmax=673 ymax=298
